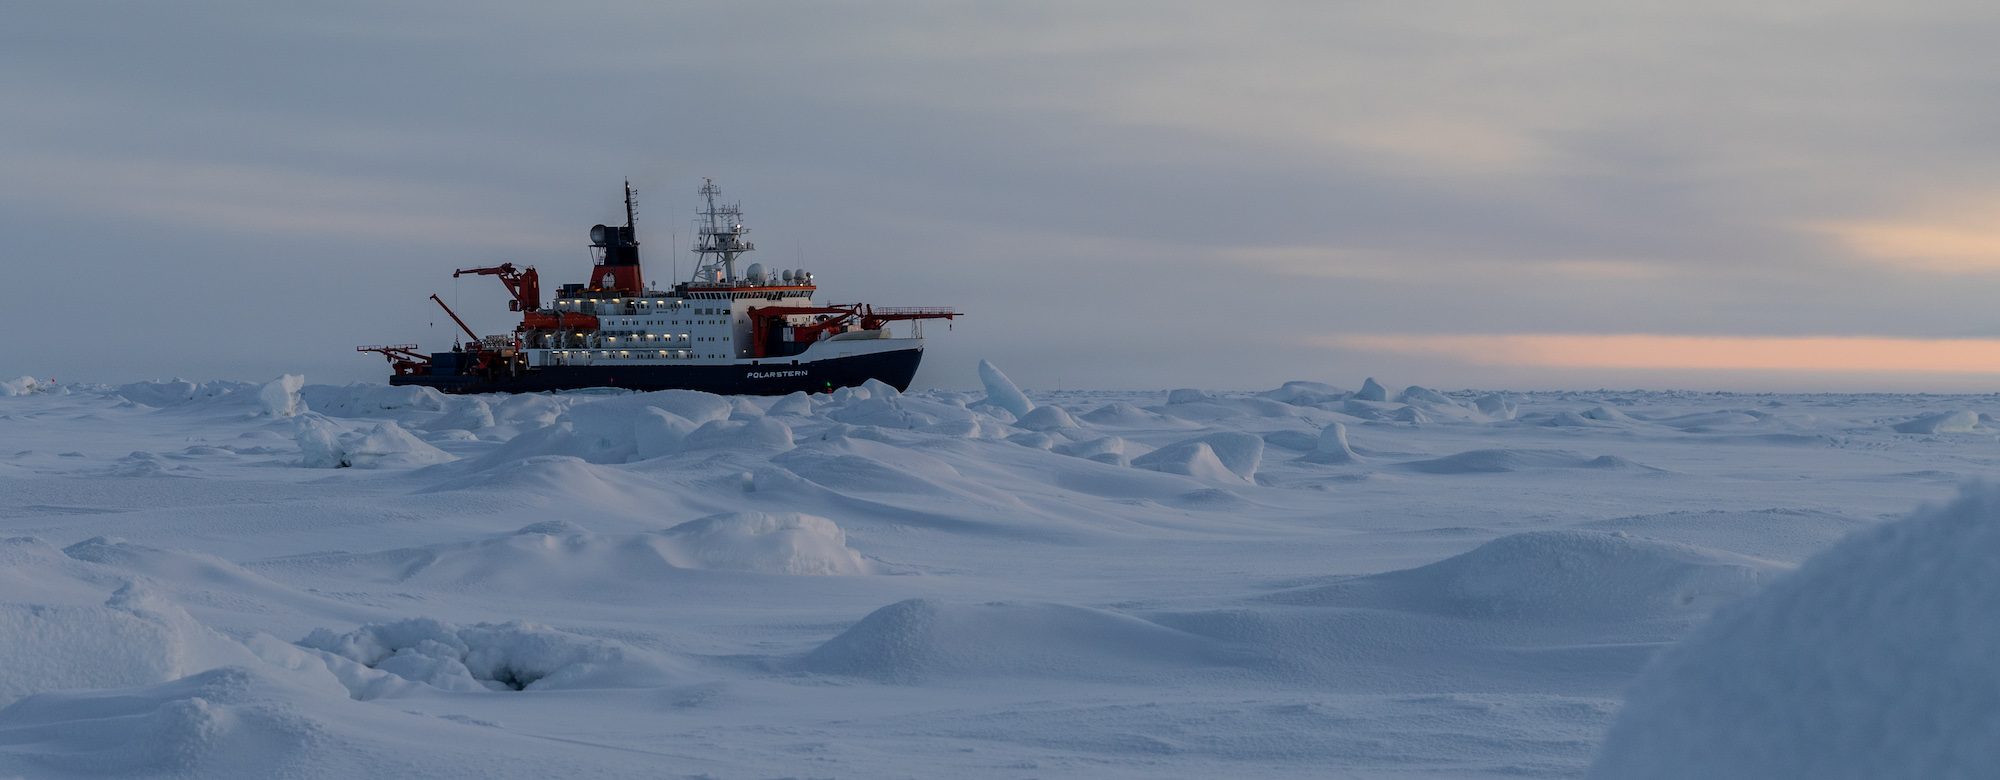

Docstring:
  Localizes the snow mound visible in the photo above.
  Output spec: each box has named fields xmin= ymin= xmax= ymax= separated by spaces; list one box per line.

xmin=1259 ymin=380 xmax=1348 ymax=406
xmin=977 ymin=359 xmax=1033 ymax=417
xmin=1079 ymin=401 xmax=1191 ymax=428
xmin=1543 ymin=405 xmax=1644 ymax=428
xmin=824 ymin=397 xmax=935 ymax=429
xmin=478 ymin=389 xmax=795 ymax=465
xmin=256 ymin=374 xmax=305 ymax=418
xmin=299 ymin=618 xmax=678 ymax=692
xmin=1475 ymin=393 xmax=1518 ymax=420
xmin=1398 ymin=448 xmax=1652 ymax=474
xmin=1355 ymin=377 xmax=1389 ymax=402
xmin=1577 ymin=508 xmax=1867 ymax=563
xmin=1132 ymin=432 xmax=1263 ymax=482
xmin=679 ymin=417 xmax=795 ymax=453
xmin=297 ymin=382 xmax=447 ymax=417
xmin=292 ymin=512 xmax=872 ymax=589
xmin=0 ymin=664 xmax=339 ymax=776
xmin=1166 ymin=388 xmax=1217 ymax=404
xmin=1891 ymin=409 xmax=1980 ymax=434
xmin=1016 ymin=404 xmax=1078 ymax=431
xmin=1052 ymin=435 xmax=1133 ymax=466
xmin=1591 ymin=484 xmax=2000 ymax=779
xmin=113 ymin=379 xmax=258 ymax=408
xmin=1301 ymin=422 xmax=1360 ymax=464
xmin=658 ymin=512 xmax=873 ymax=575
xmin=799 ymin=599 xmax=1242 ymax=683
xmin=0 ymin=583 xmax=259 ymax=707
xmin=1271 ymin=530 xmax=1781 ymax=621
xmin=1394 ymin=386 xmax=1453 ymax=406
xmin=294 ymin=415 xmax=453 ymax=468
xmin=767 ymin=391 xmax=814 ymax=416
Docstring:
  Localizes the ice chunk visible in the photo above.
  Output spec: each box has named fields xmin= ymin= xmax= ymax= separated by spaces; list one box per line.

xmin=1355 ymin=377 xmax=1389 ymax=402
xmin=257 ymin=374 xmax=305 ymax=418
xmin=1 ymin=376 xmax=44 ymax=397
xmin=977 ymin=359 xmax=1034 ymax=417
xmin=1474 ymin=393 xmax=1518 ymax=420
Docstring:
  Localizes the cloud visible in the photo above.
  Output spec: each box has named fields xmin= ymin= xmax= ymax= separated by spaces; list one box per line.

xmin=1811 ymin=204 xmax=2000 ymax=273
xmin=1321 ymin=333 xmax=2000 ymax=374
xmin=1225 ymin=246 xmax=1668 ymax=282
xmin=0 ymin=155 xmax=563 ymax=249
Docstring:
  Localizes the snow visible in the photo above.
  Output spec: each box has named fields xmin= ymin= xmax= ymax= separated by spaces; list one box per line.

xmin=294 ymin=415 xmax=453 ymax=468
xmin=1269 ymin=530 xmax=1784 ymax=621
xmin=1303 ymin=420 xmax=1360 ymax=463
xmin=299 ymin=617 xmax=683 ymax=692
xmin=1 ymin=376 xmax=48 ymax=397
xmin=1891 ymin=408 xmax=1981 ymax=433
xmin=1591 ymin=483 xmax=2000 ymax=779
xmin=1 ymin=377 xmax=1995 ymax=777
xmin=976 ymin=358 xmax=1033 ymax=416
xmin=256 ymin=374 xmax=305 ymax=418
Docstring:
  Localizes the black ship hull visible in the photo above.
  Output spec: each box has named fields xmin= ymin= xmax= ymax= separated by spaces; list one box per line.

xmin=391 ymin=347 xmax=923 ymax=395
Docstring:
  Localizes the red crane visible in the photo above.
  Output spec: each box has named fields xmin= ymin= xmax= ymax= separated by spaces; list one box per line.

xmin=746 ymin=304 xmax=959 ymax=358
xmin=453 ymin=263 xmax=542 ymax=312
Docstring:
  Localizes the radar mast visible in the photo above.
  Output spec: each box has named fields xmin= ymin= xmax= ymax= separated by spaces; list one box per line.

xmin=692 ymin=178 xmax=754 ymax=283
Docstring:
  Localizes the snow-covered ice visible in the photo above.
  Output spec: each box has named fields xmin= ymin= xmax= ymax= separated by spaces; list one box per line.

xmin=1 ymin=375 xmax=1996 ymax=777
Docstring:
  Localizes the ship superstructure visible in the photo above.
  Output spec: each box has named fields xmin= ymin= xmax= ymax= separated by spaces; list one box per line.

xmin=361 ymin=180 xmax=959 ymax=394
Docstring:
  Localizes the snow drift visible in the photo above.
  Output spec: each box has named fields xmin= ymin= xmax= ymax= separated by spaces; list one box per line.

xmin=294 ymin=415 xmax=453 ymax=469
xmin=1592 ymin=484 xmax=2000 ymax=779
xmin=299 ymin=618 xmax=679 ymax=692
xmin=1398 ymin=449 xmax=1652 ymax=474
xmin=1132 ymin=432 xmax=1263 ymax=482
xmin=1891 ymin=409 xmax=1980 ymax=434
xmin=280 ymin=512 xmax=873 ymax=592
xmin=800 ymin=599 xmax=1246 ymax=683
xmin=1270 ymin=530 xmax=1783 ymax=621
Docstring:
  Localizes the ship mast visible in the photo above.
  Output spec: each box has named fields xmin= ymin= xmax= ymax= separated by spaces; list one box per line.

xmin=692 ymin=178 xmax=754 ymax=283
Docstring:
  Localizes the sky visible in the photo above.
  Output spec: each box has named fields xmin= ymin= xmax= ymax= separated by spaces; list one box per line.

xmin=7 ymin=1 xmax=2000 ymax=392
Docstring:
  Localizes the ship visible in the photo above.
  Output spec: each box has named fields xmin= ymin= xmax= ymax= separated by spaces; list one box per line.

xmin=359 ymin=179 xmax=960 ymax=395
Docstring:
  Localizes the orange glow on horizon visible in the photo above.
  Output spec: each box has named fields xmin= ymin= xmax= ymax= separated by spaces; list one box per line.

xmin=1322 ymin=334 xmax=2000 ymax=374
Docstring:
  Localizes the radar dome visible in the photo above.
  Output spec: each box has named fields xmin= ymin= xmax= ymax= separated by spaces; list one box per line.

xmin=746 ymin=263 xmax=765 ymax=283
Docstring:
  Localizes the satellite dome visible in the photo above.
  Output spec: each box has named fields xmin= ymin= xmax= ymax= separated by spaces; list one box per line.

xmin=746 ymin=263 xmax=765 ymax=283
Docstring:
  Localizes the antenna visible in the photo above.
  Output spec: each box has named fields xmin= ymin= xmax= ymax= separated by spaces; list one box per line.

xmin=624 ymin=179 xmax=637 ymax=230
